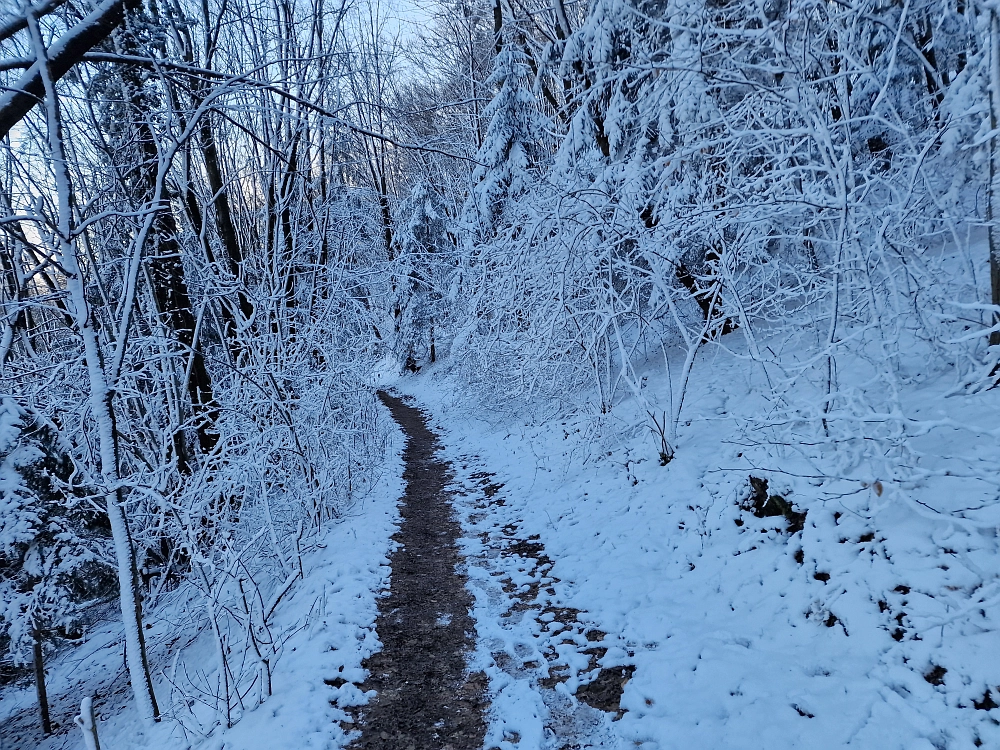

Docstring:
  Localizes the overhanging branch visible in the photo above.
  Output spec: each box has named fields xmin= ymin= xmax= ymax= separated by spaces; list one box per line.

xmin=0 ymin=0 xmax=67 ymax=44
xmin=0 ymin=49 xmax=483 ymax=164
xmin=0 ymin=0 xmax=126 ymax=139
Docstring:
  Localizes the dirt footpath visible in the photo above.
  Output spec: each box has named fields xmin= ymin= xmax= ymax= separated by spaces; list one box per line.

xmin=347 ymin=392 xmax=487 ymax=750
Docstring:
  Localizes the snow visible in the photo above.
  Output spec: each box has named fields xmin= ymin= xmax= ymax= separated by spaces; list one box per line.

xmin=7 ymin=279 xmax=1000 ymax=750
xmin=0 ymin=420 xmax=404 ymax=750
xmin=5 ymin=0 xmax=998 ymax=746
xmin=7 ymin=320 xmax=1000 ymax=750
xmin=396 ymin=326 xmax=1000 ymax=750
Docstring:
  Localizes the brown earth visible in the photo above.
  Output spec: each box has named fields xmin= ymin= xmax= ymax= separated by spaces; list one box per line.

xmin=346 ymin=391 xmax=487 ymax=750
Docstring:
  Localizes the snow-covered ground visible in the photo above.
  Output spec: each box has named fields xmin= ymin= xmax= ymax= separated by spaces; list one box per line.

xmin=400 ymin=334 xmax=1000 ymax=750
xmin=7 ymin=323 xmax=1000 ymax=750
xmin=0 ymin=428 xmax=403 ymax=750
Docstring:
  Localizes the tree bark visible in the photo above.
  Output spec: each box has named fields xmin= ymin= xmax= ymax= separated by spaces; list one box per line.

xmin=33 ymin=625 xmax=51 ymax=734
xmin=493 ymin=0 xmax=503 ymax=54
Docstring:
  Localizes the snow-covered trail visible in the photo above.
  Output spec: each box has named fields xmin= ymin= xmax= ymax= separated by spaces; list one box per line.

xmin=353 ymin=390 xmax=632 ymax=750
xmin=451 ymin=464 xmax=635 ymax=750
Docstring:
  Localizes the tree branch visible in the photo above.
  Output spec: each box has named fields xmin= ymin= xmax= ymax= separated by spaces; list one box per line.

xmin=0 ymin=0 xmax=127 ymax=139
xmin=0 ymin=0 xmax=67 ymax=44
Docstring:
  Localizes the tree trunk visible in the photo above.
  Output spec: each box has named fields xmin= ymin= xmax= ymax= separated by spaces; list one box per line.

xmin=113 ymin=26 xmax=219 ymax=455
xmin=198 ymin=111 xmax=255 ymax=324
xmin=493 ymin=0 xmax=502 ymax=54
xmin=27 ymin=13 xmax=160 ymax=721
xmin=990 ymin=10 xmax=1000 ymax=347
xmin=33 ymin=625 xmax=51 ymax=735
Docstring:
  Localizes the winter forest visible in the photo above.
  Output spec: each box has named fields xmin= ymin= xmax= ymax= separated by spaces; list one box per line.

xmin=1 ymin=0 xmax=999 ymax=747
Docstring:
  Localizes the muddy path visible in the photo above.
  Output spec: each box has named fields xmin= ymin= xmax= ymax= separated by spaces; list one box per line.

xmin=346 ymin=392 xmax=487 ymax=750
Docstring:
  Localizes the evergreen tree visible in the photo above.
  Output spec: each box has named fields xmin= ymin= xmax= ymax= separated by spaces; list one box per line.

xmin=394 ymin=182 xmax=455 ymax=369
xmin=0 ymin=399 xmax=114 ymax=732
xmin=468 ymin=42 xmax=550 ymax=237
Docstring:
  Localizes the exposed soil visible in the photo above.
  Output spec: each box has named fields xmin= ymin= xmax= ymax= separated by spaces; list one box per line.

xmin=576 ymin=665 xmax=636 ymax=715
xmin=346 ymin=392 xmax=487 ymax=750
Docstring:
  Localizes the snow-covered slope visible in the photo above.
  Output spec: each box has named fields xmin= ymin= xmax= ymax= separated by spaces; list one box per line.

xmin=0 ymin=427 xmax=403 ymax=750
xmin=403 ymin=338 xmax=1000 ymax=750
